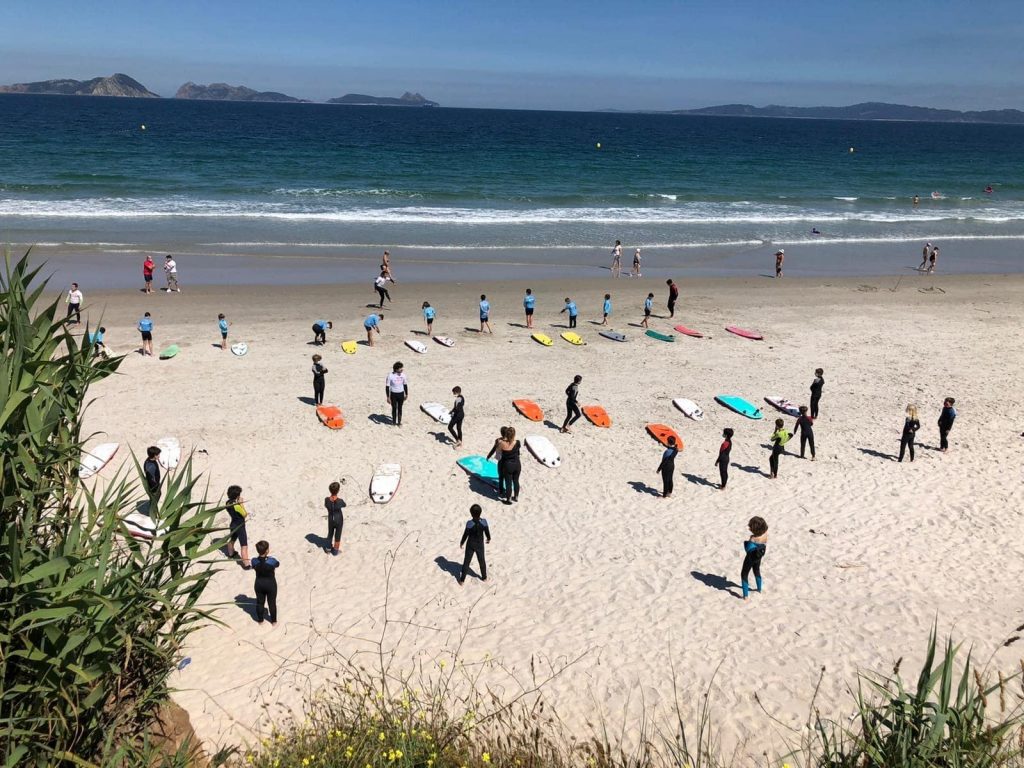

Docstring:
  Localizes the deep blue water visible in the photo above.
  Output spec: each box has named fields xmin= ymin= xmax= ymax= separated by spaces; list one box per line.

xmin=2 ymin=94 xmax=1024 ymax=252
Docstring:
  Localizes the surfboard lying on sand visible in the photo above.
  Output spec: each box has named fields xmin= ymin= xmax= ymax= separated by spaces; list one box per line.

xmin=673 ymin=398 xmax=704 ymax=421
xmin=531 ymin=332 xmax=553 ymax=346
xmin=599 ymin=331 xmax=627 ymax=342
xmin=79 ymin=442 xmax=119 ymax=479
xmin=420 ymin=402 xmax=451 ymax=424
xmin=370 ymin=463 xmax=402 ymax=503
xmin=156 ymin=436 xmax=181 ymax=470
xmin=405 ymin=339 xmax=427 ymax=354
xmin=230 ymin=342 xmax=248 ymax=356
xmin=512 ymin=399 xmax=544 ymax=421
xmin=725 ymin=326 xmax=763 ymax=341
xmin=764 ymin=396 xmax=800 ymax=417
xmin=341 ymin=340 xmax=358 ymax=354
xmin=456 ymin=455 xmax=499 ymax=486
xmin=433 ymin=335 xmax=455 ymax=347
xmin=525 ymin=435 xmax=561 ymax=468
xmin=560 ymin=331 xmax=585 ymax=346
xmin=646 ymin=423 xmax=683 ymax=449
xmin=316 ymin=405 xmax=346 ymax=429
xmin=582 ymin=405 xmax=611 ymax=428
xmin=645 ymin=329 xmax=675 ymax=342
xmin=673 ymin=325 xmax=703 ymax=338
xmin=715 ymin=395 xmax=763 ymax=419
xmin=123 ymin=512 xmax=167 ymax=541
xmin=159 ymin=344 xmax=180 ymax=360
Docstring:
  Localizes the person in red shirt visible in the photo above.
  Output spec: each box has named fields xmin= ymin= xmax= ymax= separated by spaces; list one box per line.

xmin=666 ymin=279 xmax=679 ymax=317
xmin=142 ymin=256 xmax=155 ymax=294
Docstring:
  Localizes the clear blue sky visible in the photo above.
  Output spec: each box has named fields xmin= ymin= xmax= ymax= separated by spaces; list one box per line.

xmin=3 ymin=0 xmax=1023 ymax=110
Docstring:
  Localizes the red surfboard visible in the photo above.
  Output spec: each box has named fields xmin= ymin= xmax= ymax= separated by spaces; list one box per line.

xmin=512 ymin=399 xmax=544 ymax=422
xmin=725 ymin=325 xmax=763 ymax=341
xmin=645 ymin=423 xmax=683 ymax=449
xmin=673 ymin=324 xmax=703 ymax=338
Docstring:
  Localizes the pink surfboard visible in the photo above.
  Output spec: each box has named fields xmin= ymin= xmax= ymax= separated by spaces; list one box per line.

xmin=673 ymin=325 xmax=703 ymax=338
xmin=725 ymin=325 xmax=763 ymax=341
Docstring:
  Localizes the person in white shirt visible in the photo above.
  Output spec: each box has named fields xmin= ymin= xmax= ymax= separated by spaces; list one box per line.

xmin=385 ymin=361 xmax=409 ymax=426
xmin=66 ymin=283 xmax=83 ymax=324
xmin=374 ymin=271 xmax=393 ymax=308
xmin=164 ymin=256 xmax=180 ymax=292
xmin=631 ymin=248 xmax=642 ymax=278
xmin=610 ymin=240 xmax=622 ymax=277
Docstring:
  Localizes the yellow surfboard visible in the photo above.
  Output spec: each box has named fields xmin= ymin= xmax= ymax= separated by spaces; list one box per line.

xmin=341 ymin=340 xmax=358 ymax=355
xmin=560 ymin=331 xmax=585 ymax=346
xmin=531 ymin=332 xmax=553 ymax=346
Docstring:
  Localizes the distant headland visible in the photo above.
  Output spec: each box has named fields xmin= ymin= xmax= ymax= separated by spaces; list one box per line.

xmin=671 ymin=101 xmax=1024 ymax=125
xmin=327 ymin=92 xmax=438 ymax=107
xmin=0 ymin=74 xmax=158 ymax=98
xmin=175 ymin=82 xmax=308 ymax=103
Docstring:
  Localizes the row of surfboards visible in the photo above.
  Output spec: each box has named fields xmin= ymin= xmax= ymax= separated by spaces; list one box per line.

xmin=336 ymin=336 xmax=456 ymax=356
xmin=531 ymin=324 xmax=764 ymax=346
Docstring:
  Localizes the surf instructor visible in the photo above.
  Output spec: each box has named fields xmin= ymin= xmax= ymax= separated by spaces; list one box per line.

xmin=560 ymin=375 xmax=583 ymax=433
xmin=386 ymin=361 xmax=408 ymax=427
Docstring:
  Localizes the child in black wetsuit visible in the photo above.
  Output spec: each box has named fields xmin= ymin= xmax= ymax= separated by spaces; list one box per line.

xmin=715 ymin=428 xmax=733 ymax=490
xmin=448 ymin=386 xmax=465 ymax=447
xmin=458 ymin=504 xmax=491 ymax=584
xmin=560 ymin=375 xmax=582 ymax=433
xmin=251 ymin=540 xmax=279 ymax=625
xmin=899 ymin=404 xmax=920 ymax=462
xmin=311 ymin=354 xmax=328 ymax=405
xmin=810 ymin=368 xmax=824 ymax=419
xmin=768 ymin=419 xmax=790 ymax=479
xmin=794 ymin=405 xmax=815 ymax=460
xmin=225 ymin=485 xmax=250 ymax=568
xmin=741 ymin=517 xmax=768 ymax=600
xmin=324 ymin=481 xmax=345 ymax=556
xmin=656 ymin=435 xmax=678 ymax=498
xmin=938 ymin=397 xmax=957 ymax=452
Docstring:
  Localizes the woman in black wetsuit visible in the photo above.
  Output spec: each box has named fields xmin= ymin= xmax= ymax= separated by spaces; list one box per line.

xmin=251 ymin=540 xmax=280 ymax=625
xmin=898 ymin=404 xmax=920 ymax=462
xmin=793 ymin=405 xmax=815 ymax=460
xmin=502 ymin=428 xmax=522 ymax=503
xmin=656 ymin=435 xmax=678 ymax=498
xmin=560 ymin=375 xmax=583 ymax=433
xmin=810 ymin=368 xmax=824 ymax=419
xmin=448 ymin=386 xmax=465 ymax=447
xmin=741 ymin=517 xmax=768 ymax=600
xmin=715 ymin=428 xmax=733 ymax=490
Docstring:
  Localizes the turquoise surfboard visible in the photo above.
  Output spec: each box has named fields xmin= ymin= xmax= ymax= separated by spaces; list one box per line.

xmin=714 ymin=395 xmax=763 ymax=420
xmin=456 ymin=455 xmax=500 ymax=485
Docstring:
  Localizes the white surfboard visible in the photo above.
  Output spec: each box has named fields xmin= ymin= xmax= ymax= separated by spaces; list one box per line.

xmin=370 ymin=463 xmax=402 ymax=504
xmin=764 ymin=396 xmax=801 ymax=417
xmin=156 ymin=436 xmax=181 ymax=470
xmin=404 ymin=339 xmax=427 ymax=354
xmin=230 ymin=342 xmax=248 ymax=356
xmin=79 ymin=442 xmax=119 ymax=479
xmin=673 ymin=398 xmax=705 ymax=421
xmin=524 ymin=435 xmax=561 ymax=468
xmin=433 ymin=335 xmax=455 ymax=348
xmin=420 ymin=402 xmax=451 ymax=425
xmin=123 ymin=512 xmax=167 ymax=541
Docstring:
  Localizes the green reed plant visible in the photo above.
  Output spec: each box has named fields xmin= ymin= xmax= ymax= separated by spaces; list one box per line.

xmin=0 ymin=250 xmax=224 ymax=767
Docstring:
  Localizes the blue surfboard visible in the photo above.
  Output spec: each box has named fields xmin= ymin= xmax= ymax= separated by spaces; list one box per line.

xmin=714 ymin=395 xmax=764 ymax=420
xmin=456 ymin=455 xmax=500 ymax=485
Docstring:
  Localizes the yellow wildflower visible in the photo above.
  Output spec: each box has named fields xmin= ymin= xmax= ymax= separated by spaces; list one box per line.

xmin=482 ymin=753 xmax=491 ymax=763
xmin=379 ymin=732 xmax=387 ymax=742
xmin=346 ymin=747 xmax=354 ymax=759
xmin=439 ymin=660 xmax=447 ymax=669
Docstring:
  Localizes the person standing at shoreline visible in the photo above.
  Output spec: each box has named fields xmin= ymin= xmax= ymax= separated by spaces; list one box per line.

xmin=560 ymin=374 xmax=582 ymax=433
xmin=381 ymin=250 xmax=395 ymax=281
xmin=810 ymin=368 xmax=824 ymax=419
xmin=458 ymin=504 xmax=491 ymax=584
xmin=523 ymin=289 xmax=536 ymax=329
xmin=898 ymin=404 xmax=920 ymax=463
xmin=741 ymin=517 xmax=768 ymax=601
xmin=448 ymin=386 xmax=465 ymax=447
xmin=610 ymin=240 xmax=622 ymax=277
xmin=641 ymin=292 xmax=654 ymax=328
xmin=311 ymin=354 xmax=328 ymax=406
xmin=919 ymin=242 xmax=931 ymax=271
xmin=143 ymin=255 xmax=155 ymax=294
xmin=631 ymin=248 xmax=642 ymax=278
xmin=656 ymin=435 xmax=678 ymax=498
xmin=775 ymin=249 xmax=784 ymax=278
xmin=137 ymin=311 xmax=154 ymax=356
xmin=561 ymin=297 xmax=578 ymax=328
xmin=66 ymin=283 xmax=83 ymax=324
xmin=479 ymin=295 xmax=492 ymax=334
xmin=600 ymin=293 xmax=612 ymax=325
xmin=364 ymin=313 xmax=382 ymax=346
xmin=715 ymin=428 xmax=733 ymax=490
xmin=928 ymin=246 xmax=939 ymax=273
xmin=666 ymin=279 xmax=679 ymax=317
xmin=164 ymin=255 xmax=180 ymax=292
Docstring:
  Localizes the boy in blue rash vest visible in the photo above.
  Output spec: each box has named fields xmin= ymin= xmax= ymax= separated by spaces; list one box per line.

xmin=458 ymin=504 xmax=491 ymax=584
xmin=641 ymin=293 xmax=654 ymax=328
xmin=601 ymin=293 xmax=612 ymax=325
xmin=225 ymin=485 xmax=250 ymax=568
xmin=422 ymin=301 xmax=436 ymax=335
xmin=479 ymin=295 xmax=492 ymax=334
xmin=741 ymin=516 xmax=768 ymax=600
xmin=251 ymin=540 xmax=279 ymax=624
xmin=938 ymin=397 xmax=957 ymax=452
xmin=218 ymin=313 xmax=230 ymax=350
xmin=523 ymin=289 xmax=536 ymax=329
xmin=312 ymin=320 xmax=332 ymax=346
xmin=138 ymin=312 xmax=154 ymax=356
xmin=364 ymin=313 xmax=382 ymax=346
xmin=561 ymin=297 xmax=578 ymax=329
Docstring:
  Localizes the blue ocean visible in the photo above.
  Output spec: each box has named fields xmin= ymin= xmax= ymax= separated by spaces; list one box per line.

xmin=2 ymin=94 xmax=1024 ymax=272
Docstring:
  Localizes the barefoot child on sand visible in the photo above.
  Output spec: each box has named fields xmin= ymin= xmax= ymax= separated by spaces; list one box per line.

xmin=422 ymin=301 xmax=435 ymax=335
xmin=560 ymin=375 xmax=582 ymax=433
xmin=898 ymin=404 xmax=920 ymax=463
xmin=458 ymin=504 xmax=491 ymax=584
xmin=324 ymin=482 xmax=345 ymax=556
xmin=448 ymin=386 xmax=465 ymax=447
xmin=741 ymin=516 xmax=768 ymax=600
xmin=601 ymin=293 xmax=612 ymax=325
xmin=251 ymin=540 xmax=279 ymax=625
xmin=218 ymin=313 xmax=230 ymax=350
xmin=641 ymin=292 xmax=654 ymax=328
xmin=793 ymin=405 xmax=815 ymax=460
xmin=364 ymin=313 xmax=382 ymax=346
xmin=137 ymin=312 xmax=154 ymax=356
xmin=479 ymin=295 xmax=492 ymax=334
xmin=715 ymin=428 xmax=733 ymax=490
xmin=225 ymin=485 xmax=250 ymax=568
xmin=768 ymin=418 xmax=790 ymax=479
xmin=561 ymin=298 xmax=578 ymax=328
xmin=938 ymin=397 xmax=957 ymax=452
xmin=523 ymin=289 xmax=536 ymax=328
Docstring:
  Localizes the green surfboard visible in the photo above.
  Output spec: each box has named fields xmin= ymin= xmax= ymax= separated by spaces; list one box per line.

xmin=645 ymin=329 xmax=675 ymax=342
xmin=159 ymin=344 xmax=180 ymax=360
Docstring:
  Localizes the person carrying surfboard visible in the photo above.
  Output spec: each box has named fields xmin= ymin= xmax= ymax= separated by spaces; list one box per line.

xmin=448 ymin=387 xmax=465 ymax=447
xmin=768 ymin=419 xmax=790 ymax=479
xmin=641 ymin=293 xmax=654 ymax=328
xmin=560 ymin=375 xmax=583 ymax=433
xmin=656 ymin=435 xmax=678 ymax=498
xmin=458 ymin=504 xmax=491 ymax=584
xmin=561 ymin=298 xmax=578 ymax=329
xmin=385 ymin=361 xmax=409 ymax=427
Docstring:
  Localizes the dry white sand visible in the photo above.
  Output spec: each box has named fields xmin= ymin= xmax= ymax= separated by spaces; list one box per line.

xmin=77 ymin=273 xmax=1024 ymax=762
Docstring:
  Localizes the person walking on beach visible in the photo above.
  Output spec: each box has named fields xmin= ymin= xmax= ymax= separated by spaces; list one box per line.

xmin=225 ymin=485 xmax=250 ymax=568
xmin=641 ymin=292 xmax=654 ymax=328
xmin=715 ymin=428 xmax=733 ymax=490
xmin=898 ymin=404 xmax=920 ymax=463
xmin=137 ymin=311 xmax=154 ymax=356
xmin=144 ymin=445 xmax=162 ymax=507
xmin=666 ymin=279 xmax=679 ymax=317
xmin=164 ymin=255 xmax=180 ymax=292
xmin=919 ymin=242 xmax=931 ymax=271
xmin=631 ymin=248 xmax=642 ymax=278
xmin=938 ymin=397 xmax=957 ymax=453
xmin=560 ymin=374 xmax=583 ymax=433
xmin=458 ymin=504 xmax=491 ymax=584
xmin=741 ymin=516 xmax=768 ymax=601
xmin=523 ymin=289 xmax=536 ymax=329
xmin=218 ymin=313 xmax=230 ymax=350
xmin=311 ymin=354 xmax=328 ymax=405
xmin=251 ymin=540 xmax=279 ymax=625
xmin=810 ymin=368 xmax=824 ymax=419
xmin=610 ymin=240 xmax=622 ymax=277
xmin=364 ymin=313 xmax=382 ymax=346
xmin=312 ymin=320 xmax=332 ymax=346
xmin=448 ymin=386 xmax=465 ymax=447
xmin=374 ymin=271 xmax=394 ymax=308
xmin=324 ymin=481 xmax=345 ymax=556
xmin=385 ymin=361 xmax=408 ymax=427
xmin=768 ymin=418 xmax=790 ymax=479
xmin=928 ymin=245 xmax=939 ymax=273
xmin=422 ymin=301 xmax=435 ymax=335
xmin=66 ymin=283 xmax=83 ymax=324
xmin=657 ymin=435 xmax=678 ymax=498
xmin=561 ymin=297 xmax=578 ymax=329
xmin=794 ymin=405 xmax=815 ymax=460
xmin=774 ymin=249 xmax=784 ymax=278
xmin=381 ymin=250 xmax=395 ymax=281
xmin=143 ymin=255 xmax=155 ymax=294
xmin=600 ymin=293 xmax=612 ymax=325
xmin=479 ymin=295 xmax=492 ymax=334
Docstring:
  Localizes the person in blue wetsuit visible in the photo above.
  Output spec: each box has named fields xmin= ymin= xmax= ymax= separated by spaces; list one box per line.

xmin=938 ymin=397 xmax=957 ymax=452
xmin=601 ymin=293 xmax=612 ymax=325
xmin=422 ymin=301 xmax=436 ymax=335
xmin=741 ymin=516 xmax=768 ymax=600
xmin=523 ymin=289 xmax=536 ymax=329
xmin=458 ymin=504 xmax=491 ymax=584
xmin=656 ymin=435 xmax=678 ymax=498
xmin=251 ymin=540 xmax=279 ymax=624
xmin=561 ymin=297 xmax=578 ymax=329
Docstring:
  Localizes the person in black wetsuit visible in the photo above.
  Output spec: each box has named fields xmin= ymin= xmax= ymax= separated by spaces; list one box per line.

xmin=741 ymin=516 xmax=768 ymax=600
xmin=715 ymin=428 xmax=733 ymax=490
xmin=448 ymin=386 xmax=465 ymax=447
xmin=458 ymin=504 xmax=491 ymax=584
xmin=225 ymin=485 xmax=250 ymax=567
xmin=143 ymin=445 xmax=162 ymax=507
xmin=657 ymin=435 xmax=678 ymax=498
xmin=487 ymin=427 xmax=510 ymax=500
xmin=251 ymin=540 xmax=279 ymax=624
xmin=502 ymin=428 xmax=522 ymax=503
xmin=810 ymin=368 xmax=824 ymax=419
xmin=793 ymin=405 xmax=816 ymax=460
xmin=324 ymin=481 xmax=345 ymax=556
xmin=938 ymin=397 xmax=957 ymax=452
xmin=898 ymin=404 xmax=920 ymax=462
xmin=560 ymin=375 xmax=583 ymax=433
xmin=311 ymin=354 xmax=328 ymax=405
xmin=385 ymin=361 xmax=408 ymax=426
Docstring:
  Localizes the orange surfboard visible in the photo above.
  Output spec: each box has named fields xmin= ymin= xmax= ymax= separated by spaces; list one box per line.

xmin=645 ymin=423 xmax=682 ymax=449
xmin=582 ymin=405 xmax=611 ymax=428
xmin=512 ymin=399 xmax=544 ymax=422
xmin=316 ymin=405 xmax=345 ymax=430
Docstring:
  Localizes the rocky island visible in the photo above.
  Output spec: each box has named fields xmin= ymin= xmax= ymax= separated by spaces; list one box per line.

xmin=327 ymin=91 xmax=438 ymax=107
xmin=175 ymin=82 xmax=306 ymax=103
xmin=673 ymin=101 xmax=1024 ymax=124
xmin=0 ymin=73 xmax=158 ymax=98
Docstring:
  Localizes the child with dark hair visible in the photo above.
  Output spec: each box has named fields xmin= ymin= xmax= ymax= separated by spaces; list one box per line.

xmin=252 ymin=540 xmax=279 ymax=625
xmin=794 ymin=405 xmax=815 ymax=460
xmin=324 ymin=481 xmax=345 ymax=556
xmin=656 ymin=435 xmax=678 ymax=498
xmin=458 ymin=504 xmax=491 ymax=584
xmin=422 ymin=301 xmax=435 ymax=335
xmin=768 ymin=419 xmax=790 ymax=479
xmin=715 ymin=428 xmax=733 ymax=490
xmin=144 ymin=446 xmax=162 ymax=506
xmin=311 ymin=354 xmax=328 ymax=406
xmin=741 ymin=517 xmax=768 ymax=600
xmin=225 ymin=485 xmax=250 ymax=568
xmin=810 ymin=368 xmax=824 ymax=419
xmin=938 ymin=397 xmax=957 ymax=452
xmin=448 ymin=387 xmax=465 ymax=447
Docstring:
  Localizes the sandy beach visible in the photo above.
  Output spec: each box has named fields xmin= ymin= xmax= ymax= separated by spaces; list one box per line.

xmin=74 ymin=270 xmax=1024 ymax=762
